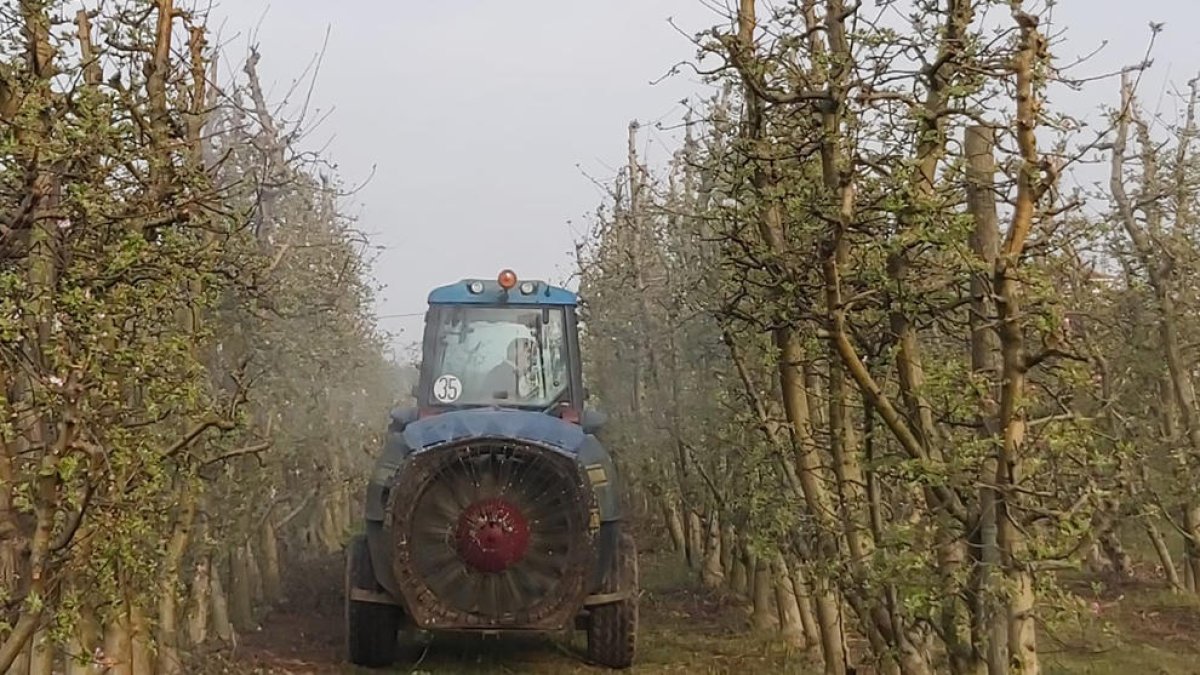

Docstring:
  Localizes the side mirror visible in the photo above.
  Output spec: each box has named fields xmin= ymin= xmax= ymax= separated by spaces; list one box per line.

xmin=580 ymin=408 xmax=607 ymax=435
xmin=389 ymin=406 xmax=419 ymax=432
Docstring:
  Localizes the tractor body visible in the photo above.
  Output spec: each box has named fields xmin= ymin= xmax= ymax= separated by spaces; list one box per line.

xmin=345 ymin=271 xmax=637 ymax=669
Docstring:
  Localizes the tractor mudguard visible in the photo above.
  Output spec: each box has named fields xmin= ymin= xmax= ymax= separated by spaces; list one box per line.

xmin=576 ymin=434 xmax=622 ymax=523
xmin=369 ymin=408 xmax=623 ymax=523
xmin=364 ymin=412 xmax=416 ymax=524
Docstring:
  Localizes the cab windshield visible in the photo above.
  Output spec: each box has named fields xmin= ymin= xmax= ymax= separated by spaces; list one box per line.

xmin=425 ymin=305 xmax=570 ymax=408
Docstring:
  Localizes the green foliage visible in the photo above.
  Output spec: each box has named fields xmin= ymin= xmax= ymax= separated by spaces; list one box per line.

xmin=0 ymin=1 xmax=398 ymax=663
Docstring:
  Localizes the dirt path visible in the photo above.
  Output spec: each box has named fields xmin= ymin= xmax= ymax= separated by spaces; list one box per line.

xmin=200 ymin=543 xmax=1200 ymax=675
xmin=211 ymin=546 xmax=814 ymax=675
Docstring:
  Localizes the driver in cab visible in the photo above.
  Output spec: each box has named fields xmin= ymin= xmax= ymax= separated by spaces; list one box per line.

xmin=480 ymin=337 xmax=539 ymax=402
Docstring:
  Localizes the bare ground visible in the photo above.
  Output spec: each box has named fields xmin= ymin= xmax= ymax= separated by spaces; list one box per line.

xmin=196 ymin=539 xmax=1200 ymax=675
xmin=199 ymin=541 xmax=814 ymax=675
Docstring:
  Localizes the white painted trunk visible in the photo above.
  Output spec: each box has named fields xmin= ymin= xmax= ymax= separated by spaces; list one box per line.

xmin=774 ymin=554 xmax=807 ymax=648
xmin=185 ymin=556 xmax=211 ymax=646
xmin=209 ymin=555 xmax=235 ymax=643
xmin=701 ymin=514 xmax=724 ymax=588
xmin=260 ymin=519 xmax=283 ymax=603
xmin=750 ymin=554 xmax=779 ymax=633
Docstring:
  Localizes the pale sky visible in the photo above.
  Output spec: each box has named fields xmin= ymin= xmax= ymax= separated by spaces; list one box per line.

xmin=203 ymin=1 xmax=1197 ymax=353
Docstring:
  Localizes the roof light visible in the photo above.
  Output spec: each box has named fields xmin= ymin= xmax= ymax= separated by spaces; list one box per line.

xmin=467 ymin=281 xmax=484 ymax=294
xmin=497 ymin=269 xmax=517 ymax=290
xmin=519 ymin=281 xmax=536 ymax=295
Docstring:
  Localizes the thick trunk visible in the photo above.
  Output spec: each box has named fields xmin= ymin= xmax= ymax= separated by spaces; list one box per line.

xmin=261 ymin=519 xmax=283 ymax=603
xmin=155 ymin=492 xmax=196 ymax=675
xmin=319 ymin=500 xmax=341 ymax=553
xmin=701 ymin=514 xmax=724 ymax=588
xmin=730 ymin=546 xmax=749 ymax=596
xmin=130 ymin=604 xmax=153 ymax=675
xmin=750 ymin=554 xmax=779 ymax=633
xmin=965 ymin=123 xmax=1007 ymax=675
xmin=209 ymin=554 xmax=235 ymax=643
xmin=185 ymin=553 xmax=211 ymax=646
xmin=229 ymin=545 xmax=255 ymax=632
xmin=686 ymin=510 xmax=704 ymax=571
xmin=720 ymin=523 xmax=736 ymax=582
xmin=774 ymin=554 xmax=808 ymax=648
xmin=1186 ymin=507 xmax=1200 ymax=591
xmin=742 ymin=539 xmax=757 ymax=602
xmin=29 ymin=628 xmax=53 ymax=675
xmin=662 ymin=499 xmax=686 ymax=555
xmin=247 ymin=540 xmax=265 ymax=607
xmin=103 ymin=610 xmax=133 ymax=675
xmin=790 ymin=562 xmax=820 ymax=647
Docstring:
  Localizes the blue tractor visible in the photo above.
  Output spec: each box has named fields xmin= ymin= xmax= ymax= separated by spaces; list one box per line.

xmin=345 ymin=270 xmax=638 ymax=669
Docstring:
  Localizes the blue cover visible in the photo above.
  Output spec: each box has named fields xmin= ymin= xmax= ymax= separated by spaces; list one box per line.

xmin=403 ymin=408 xmax=585 ymax=455
xmin=427 ymin=279 xmax=577 ymax=306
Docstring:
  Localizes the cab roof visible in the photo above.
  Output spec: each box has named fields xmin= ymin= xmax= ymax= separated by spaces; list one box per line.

xmin=427 ymin=277 xmax=578 ymax=306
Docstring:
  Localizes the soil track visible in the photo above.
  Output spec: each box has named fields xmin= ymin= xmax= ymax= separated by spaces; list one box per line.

xmin=198 ymin=542 xmax=1200 ymax=674
xmin=209 ymin=543 xmax=814 ymax=675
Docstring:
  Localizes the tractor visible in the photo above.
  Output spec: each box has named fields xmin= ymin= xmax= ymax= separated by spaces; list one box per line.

xmin=344 ymin=269 xmax=638 ymax=669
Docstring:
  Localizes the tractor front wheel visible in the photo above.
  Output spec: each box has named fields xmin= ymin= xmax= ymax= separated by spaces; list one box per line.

xmin=587 ymin=528 xmax=638 ymax=669
xmin=345 ymin=534 xmax=401 ymax=668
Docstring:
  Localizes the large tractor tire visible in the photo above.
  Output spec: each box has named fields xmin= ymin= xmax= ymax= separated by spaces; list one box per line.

xmin=345 ymin=534 xmax=401 ymax=668
xmin=587 ymin=527 xmax=638 ymax=669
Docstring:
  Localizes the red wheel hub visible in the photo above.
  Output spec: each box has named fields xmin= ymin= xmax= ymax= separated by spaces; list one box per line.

xmin=454 ymin=498 xmax=531 ymax=573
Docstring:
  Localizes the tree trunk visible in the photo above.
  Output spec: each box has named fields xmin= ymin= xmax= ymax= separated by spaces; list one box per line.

xmin=29 ymin=628 xmax=53 ymax=675
xmin=742 ymin=539 xmax=757 ymax=603
xmin=750 ymin=554 xmax=779 ymax=633
xmin=1186 ymin=545 xmax=1197 ymax=593
xmin=65 ymin=603 xmax=101 ymax=675
xmin=686 ymin=510 xmax=704 ymax=572
xmin=790 ymin=562 xmax=820 ymax=647
xmin=247 ymin=540 xmax=265 ymax=607
xmin=261 ymin=519 xmax=283 ymax=603
xmin=662 ymin=499 xmax=686 ymax=555
xmin=1185 ymin=508 xmax=1200 ymax=591
xmin=103 ymin=610 xmax=133 ymax=675
xmin=209 ymin=554 xmax=235 ymax=643
xmin=701 ymin=514 xmax=724 ymax=588
xmin=1144 ymin=519 xmax=1183 ymax=591
xmin=186 ymin=554 xmax=212 ymax=646
xmin=774 ymin=554 xmax=808 ymax=648
xmin=1112 ymin=73 xmax=1200 ymax=601
xmin=130 ymin=604 xmax=153 ymax=675
xmin=730 ymin=546 xmax=749 ymax=596
xmin=721 ymin=523 xmax=736 ymax=582
xmin=155 ymin=492 xmax=197 ymax=675
xmin=229 ymin=545 xmax=255 ymax=632
xmin=965 ymin=123 xmax=1008 ymax=675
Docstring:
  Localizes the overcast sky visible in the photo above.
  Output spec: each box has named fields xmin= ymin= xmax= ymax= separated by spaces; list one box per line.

xmin=203 ymin=1 xmax=1197 ymax=352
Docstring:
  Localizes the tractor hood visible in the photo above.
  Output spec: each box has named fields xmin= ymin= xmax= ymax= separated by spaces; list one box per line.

xmin=403 ymin=408 xmax=586 ymax=455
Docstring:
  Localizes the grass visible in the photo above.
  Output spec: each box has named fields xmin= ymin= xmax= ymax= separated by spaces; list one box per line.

xmin=214 ymin=524 xmax=1200 ymax=674
xmin=348 ymin=546 xmax=814 ymax=675
xmin=1041 ymin=520 xmax=1200 ymax=675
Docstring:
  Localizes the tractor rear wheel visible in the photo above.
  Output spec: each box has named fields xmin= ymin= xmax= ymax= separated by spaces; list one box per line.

xmin=345 ymin=534 xmax=401 ymax=668
xmin=586 ymin=527 xmax=638 ymax=669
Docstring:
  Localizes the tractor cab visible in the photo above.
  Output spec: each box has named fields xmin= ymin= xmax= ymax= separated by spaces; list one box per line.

xmin=414 ymin=269 xmax=590 ymax=425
